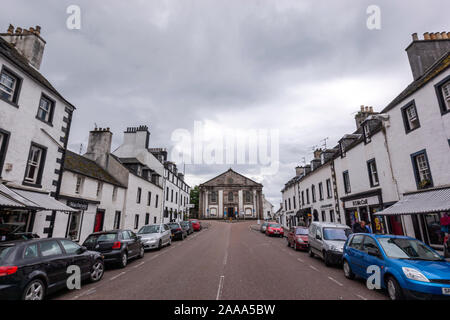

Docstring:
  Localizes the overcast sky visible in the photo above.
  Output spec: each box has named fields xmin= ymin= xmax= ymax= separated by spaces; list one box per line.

xmin=2 ymin=1 xmax=449 ymax=209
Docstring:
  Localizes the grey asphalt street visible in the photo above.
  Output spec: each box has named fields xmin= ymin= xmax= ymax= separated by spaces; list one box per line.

xmin=52 ymin=221 xmax=387 ymax=300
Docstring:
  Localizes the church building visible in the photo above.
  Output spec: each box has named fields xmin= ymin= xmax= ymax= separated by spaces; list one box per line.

xmin=198 ymin=169 xmax=264 ymax=220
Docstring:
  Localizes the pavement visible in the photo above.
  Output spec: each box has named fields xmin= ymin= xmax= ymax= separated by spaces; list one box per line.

xmin=51 ymin=220 xmax=387 ymax=300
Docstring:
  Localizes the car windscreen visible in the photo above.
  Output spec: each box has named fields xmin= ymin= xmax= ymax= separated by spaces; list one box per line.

xmin=378 ymin=238 xmax=443 ymax=261
xmin=323 ymin=228 xmax=349 ymax=241
xmin=85 ymin=233 xmax=117 ymax=244
xmin=0 ymin=245 xmax=14 ymax=263
xmin=138 ymin=225 xmax=160 ymax=234
xmin=269 ymin=224 xmax=281 ymax=228
xmin=295 ymin=228 xmax=308 ymax=235
xmin=168 ymin=224 xmax=179 ymax=229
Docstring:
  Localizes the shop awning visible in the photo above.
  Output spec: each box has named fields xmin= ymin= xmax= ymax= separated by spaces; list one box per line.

xmin=0 ymin=184 xmax=78 ymax=213
xmin=376 ymin=187 xmax=450 ymax=216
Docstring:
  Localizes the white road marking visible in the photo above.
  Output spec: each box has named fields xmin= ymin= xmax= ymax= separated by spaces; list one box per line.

xmin=356 ymin=294 xmax=368 ymax=300
xmin=328 ymin=276 xmax=344 ymax=287
xmin=216 ymin=276 xmax=225 ymax=300
xmin=297 ymin=258 xmax=304 ymax=263
xmin=223 ymin=251 xmax=228 ymax=265
xmin=110 ymin=272 xmax=126 ymax=281
xmin=309 ymin=265 xmax=319 ymax=272
xmin=133 ymin=261 xmax=145 ymax=269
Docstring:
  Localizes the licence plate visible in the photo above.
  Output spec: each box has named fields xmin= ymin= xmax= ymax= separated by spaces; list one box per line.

xmin=443 ymin=288 xmax=450 ymax=295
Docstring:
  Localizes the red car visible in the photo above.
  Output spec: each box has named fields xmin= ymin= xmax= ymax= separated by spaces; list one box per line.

xmin=287 ymin=226 xmax=309 ymax=251
xmin=265 ymin=223 xmax=284 ymax=237
xmin=189 ymin=219 xmax=202 ymax=232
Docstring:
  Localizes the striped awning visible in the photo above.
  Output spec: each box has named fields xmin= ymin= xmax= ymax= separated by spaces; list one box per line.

xmin=376 ymin=187 xmax=450 ymax=216
xmin=0 ymin=184 xmax=78 ymax=213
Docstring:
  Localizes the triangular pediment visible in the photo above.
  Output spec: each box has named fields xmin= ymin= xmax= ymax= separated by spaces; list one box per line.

xmin=200 ymin=169 xmax=262 ymax=188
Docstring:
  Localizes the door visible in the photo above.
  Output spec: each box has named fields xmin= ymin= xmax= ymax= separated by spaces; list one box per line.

xmin=59 ymin=239 xmax=91 ymax=279
xmin=129 ymin=231 xmax=141 ymax=256
xmin=313 ymin=227 xmax=323 ymax=256
xmin=228 ymin=207 xmax=234 ymax=218
xmin=93 ymin=210 xmax=105 ymax=233
xmin=345 ymin=234 xmax=365 ymax=277
xmin=361 ymin=236 xmax=384 ymax=280
xmin=121 ymin=231 xmax=134 ymax=257
xmin=162 ymin=224 xmax=170 ymax=244
xmin=38 ymin=240 xmax=70 ymax=290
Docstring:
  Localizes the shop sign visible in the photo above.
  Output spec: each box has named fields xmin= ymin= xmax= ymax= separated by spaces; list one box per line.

xmin=344 ymin=195 xmax=379 ymax=208
xmin=67 ymin=200 xmax=88 ymax=211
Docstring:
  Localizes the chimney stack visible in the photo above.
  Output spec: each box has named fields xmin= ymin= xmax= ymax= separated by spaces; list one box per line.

xmin=355 ymin=105 xmax=378 ymax=129
xmin=406 ymin=31 xmax=450 ymax=80
xmin=0 ymin=25 xmax=46 ymax=70
xmin=412 ymin=33 xmax=419 ymax=41
xmin=84 ymin=127 xmax=113 ymax=169
xmin=295 ymin=166 xmax=305 ymax=177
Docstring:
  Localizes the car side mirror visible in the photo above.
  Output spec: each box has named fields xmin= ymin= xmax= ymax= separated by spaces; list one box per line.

xmin=316 ymin=234 xmax=322 ymax=240
xmin=78 ymin=246 xmax=87 ymax=254
xmin=367 ymin=248 xmax=380 ymax=257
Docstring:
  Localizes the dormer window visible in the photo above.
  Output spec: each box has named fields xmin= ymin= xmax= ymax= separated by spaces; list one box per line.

xmin=436 ymin=77 xmax=450 ymax=115
xmin=137 ymin=166 xmax=142 ymax=176
xmin=363 ymin=123 xmax=371 ymax=143
xmin=401 ymin=101 xmax=420 ymax=133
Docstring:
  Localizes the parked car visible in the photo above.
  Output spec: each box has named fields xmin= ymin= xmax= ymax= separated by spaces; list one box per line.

xmin=0 ymin=238 xmax=104 ymax=300
xmin=308 ymin=222 xmax=352 ymax=266
xmin=138 ymin=224 xmax=172 ymax=250
xmin=180 ymin=221 xmax=194 ymax=235
xmin=287 ymin=226 xmax=309 ymax=251
xmin=260 ymin=222 xmax=270 ymax=233
xmin=189 ymin=219 xmax=202 ymax=232
xmin=83 ymin=230 xmax=144 ymax=268
xmin=343 ymin=234 xmax=450 ymax=300
xmin=168 ymin=223 xmax=187 ymax=240
xmin=444 ymin=234 xmax=449 ymax=258
xmin=265 ymin=223 xmax=284 ymax=237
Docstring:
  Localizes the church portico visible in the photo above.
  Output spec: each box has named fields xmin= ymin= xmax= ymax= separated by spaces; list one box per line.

xmin=199 ymin=169 xmax=264 ymax=220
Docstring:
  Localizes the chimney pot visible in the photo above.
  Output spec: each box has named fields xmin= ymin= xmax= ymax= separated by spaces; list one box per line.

xmin=423 ymin=32 xmax=430 ymax=40
xmin=16 ymin=27 xmax=22 ymax=34
xmin=412 ymin=33 xmax=418 ymax=41
xmin=430 ymin=33 xmax=437 ymax=40
xmin=360 ymin=105 xmax=364 ymax=112
xmin=435 ymin=32 xmax=443 ymax=40
xmin=7 ymin=24 xmax=14 ymax=34
xmin=35 ymin=26 xmax=41 ymax=34
xmin=441 ymin=32 xmax=448 ymax=39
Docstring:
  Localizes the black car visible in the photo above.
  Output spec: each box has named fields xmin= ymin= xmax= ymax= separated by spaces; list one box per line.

xmin=83 ymin=230 xmax=144 ymax=268
xmin=0 ymin=238 xmax=104 ymax=300
xmin=180 ymin=221 xmax=194 ymax=235
xmin=167 ymin=223 xmax=187 ymax=240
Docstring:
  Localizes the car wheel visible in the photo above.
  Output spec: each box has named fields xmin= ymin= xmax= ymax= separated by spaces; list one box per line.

xmin=90 ymin=259 xmax=104 ymax=282
xmin=119 ymin=252 xmax=128 ymax=268
xmin=309 ymin=247 xmax=315 ymax=257
xmin=343 ymin=260 xmax=355 ymax=280
xmin=22 ymin=279 xmax=46 ymax=300
xmin=386 ymin=276 xmax=404 ymax=300
xmin=324 ymin=251 xmax=332 ymax=267
xmin=138 ymin=246 xmax=145 ymax=258
xmin=158 ymin=240 xmax=162 ymax=250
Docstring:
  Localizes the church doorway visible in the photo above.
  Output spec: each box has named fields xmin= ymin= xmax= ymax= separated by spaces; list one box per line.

xmin=228 ymin=207 xmax=235 ymax=218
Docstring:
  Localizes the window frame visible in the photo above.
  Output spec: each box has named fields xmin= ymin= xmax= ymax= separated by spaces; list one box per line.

xmin=134 ymin=214 xmax=139 ymax=229
xmin=311 ymin=185 xmax=316 ymax=203
xmin=0 ymin=128 xmax=10 ymax=178
xmin=410 ymin=149 xmax=433 ymax=190
xmin=363 ymin=123 xmax=371 ymax=144
xmin=23 ymin=142 xmax=47 ymax=188
xmin=318 ymin=182 xmax=324 ymax=201
xmin=435 ymin=75 xmax=450 ymax=115
xmin=136 ymin=187 xmax=142 ymax=203
xmin=36 ymin=93 xmax=55 ymax=125
xmin=343 ymin=171 xmax=351 ymax=194
xmin=367 ymin=159 xmax=380 ymax=188
xmin=401 ymin=100 xmax=421 ymax=134
xmin=0 ymin=65 xmax=22 ymax=106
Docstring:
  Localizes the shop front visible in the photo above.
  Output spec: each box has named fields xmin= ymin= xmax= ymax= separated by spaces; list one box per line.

xmin=296 ymin=208 xmax=311 ymax=227
xmin=377 ymin=187 xmax=450 ymax=249
xmin=341 ymin=189 xmax=389 ymax=234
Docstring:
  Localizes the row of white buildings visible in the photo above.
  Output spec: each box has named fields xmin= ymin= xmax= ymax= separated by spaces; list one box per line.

xmin=0 ymin=25 xmax=190 ymax=243
xmin=278 ymin=31 xmax=450 ymax=250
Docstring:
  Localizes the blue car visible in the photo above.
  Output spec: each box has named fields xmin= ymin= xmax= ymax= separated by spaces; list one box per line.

xmin=342 ymin=234 xmax=450 ymax=300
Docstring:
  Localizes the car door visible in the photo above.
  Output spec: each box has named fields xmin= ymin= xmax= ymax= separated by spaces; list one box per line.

xmin=38 ymin=240 xmax=70 ymax=291
xmin=121 ymin=231 xmax=133 ymax=256
xmin=345 ymin=234 xmax=365 ymax=277
xmin=59 ymin=239 xmax=91 ymax=280
xmin=361 ymin=236 xmax=385 ymax=280
xmin=163 ymin=225 xmax=170 ymax=244
xmin=129 ymin=231 xmax=141 ymax=256
xmin=314 ymin=227 xmax=324 ymax=257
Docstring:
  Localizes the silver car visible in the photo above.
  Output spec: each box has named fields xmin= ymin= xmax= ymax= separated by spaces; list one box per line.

xmin=308 ymin=222 xmax=352 ymax=266
xmin=138 ymin=224 xmax=172 ymax=250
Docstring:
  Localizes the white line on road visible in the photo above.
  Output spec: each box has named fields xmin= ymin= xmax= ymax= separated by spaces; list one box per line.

xmin=110 ymin=272 xmax=126 ymax=281
xmin=216 ymin=276 xmax=225 ymax=300
xmin=309 ymin=265 xmax=319 ymax=272
xmin=223 ymin=251 xmax=228 ymax=265
xmin=328 ymin=276 xmax=344 ymax=287
xmin=356 ymin=294 xmax=368 ymax=300
xmin=297 ymin=258 xmax=304 ymax=263
xmin=133 ymin=261 xmax=145 ymax=269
